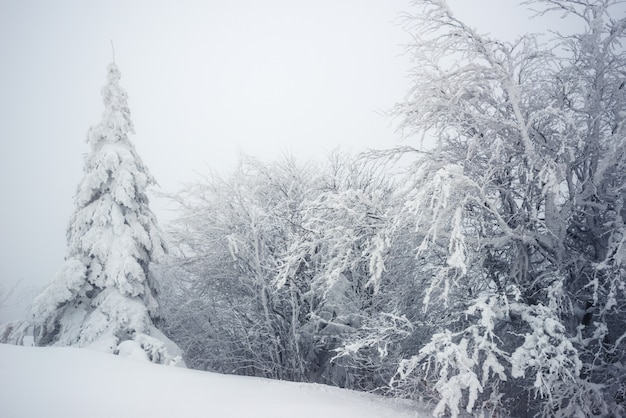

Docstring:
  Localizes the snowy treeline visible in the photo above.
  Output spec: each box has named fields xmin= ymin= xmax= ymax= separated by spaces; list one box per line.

xmin=2 ymin=0 xmax=625 ymax=417
xmin=156 ymin=1 xmax=626 ymax=416
xmin=157 ymin=154 xmax=399 ymax=386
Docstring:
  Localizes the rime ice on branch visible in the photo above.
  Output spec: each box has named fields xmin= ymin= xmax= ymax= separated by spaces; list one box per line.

xmin=26 ymin=63 xmax=181 ymax=365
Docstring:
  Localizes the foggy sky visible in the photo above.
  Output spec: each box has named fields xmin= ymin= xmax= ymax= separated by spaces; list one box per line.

xmin=0 ymin=0 xmax=579 ymax=321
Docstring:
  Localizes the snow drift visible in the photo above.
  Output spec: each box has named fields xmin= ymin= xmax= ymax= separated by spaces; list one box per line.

xmin=0 ymin=344 xmax=422 ymax=418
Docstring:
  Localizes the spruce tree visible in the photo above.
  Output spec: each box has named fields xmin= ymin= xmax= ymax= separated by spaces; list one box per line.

xmin=26 ymin=62 xmax=181 ymax=364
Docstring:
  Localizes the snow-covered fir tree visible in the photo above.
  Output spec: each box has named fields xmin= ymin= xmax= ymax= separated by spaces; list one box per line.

xmin=16 ymin=63 xmax=181 ymax=365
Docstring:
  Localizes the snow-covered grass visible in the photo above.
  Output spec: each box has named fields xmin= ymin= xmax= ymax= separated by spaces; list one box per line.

xmin=0 ymin=343 xmax=425 ymax=418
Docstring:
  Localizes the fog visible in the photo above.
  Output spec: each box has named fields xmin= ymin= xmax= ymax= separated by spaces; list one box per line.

xmin=0 ymin=0 xmax=576 ymax=321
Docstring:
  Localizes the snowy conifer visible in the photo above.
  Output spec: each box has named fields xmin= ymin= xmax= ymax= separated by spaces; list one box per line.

xmin=25 ymin=63 xmax=181 ymax=365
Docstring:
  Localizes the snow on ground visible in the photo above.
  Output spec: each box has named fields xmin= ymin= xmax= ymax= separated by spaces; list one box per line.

xmin=0 ymin=343 xmax=426 ymax=418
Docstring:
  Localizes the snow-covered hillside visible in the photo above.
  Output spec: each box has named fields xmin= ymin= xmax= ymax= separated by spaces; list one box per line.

xmin=0 ymin=344 xmax=423 ymax=418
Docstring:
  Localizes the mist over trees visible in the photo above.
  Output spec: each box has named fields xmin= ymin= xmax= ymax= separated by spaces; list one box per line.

xmin=1 ymin=0 xmax=625 ymax=417
xmin=155 ymin=0 xmax=626 ymax=416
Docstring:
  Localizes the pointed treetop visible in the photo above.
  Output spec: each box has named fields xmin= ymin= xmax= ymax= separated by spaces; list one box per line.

xmin=90 ymin=62 xmax=134 ymax=147
xmin=106 ymin=62 xmax=121 ymax=83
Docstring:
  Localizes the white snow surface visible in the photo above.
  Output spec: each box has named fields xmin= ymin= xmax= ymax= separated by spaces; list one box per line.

xmin=0 ymin=344 xmax=423 ymax=418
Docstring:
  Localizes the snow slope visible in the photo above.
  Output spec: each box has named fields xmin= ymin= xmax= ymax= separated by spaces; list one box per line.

xmin=0 ymin=344 xmax=423 ymax=418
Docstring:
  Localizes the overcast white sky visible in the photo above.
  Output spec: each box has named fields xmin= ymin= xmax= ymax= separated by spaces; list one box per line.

xmin=0 ymin=0 xmax=582 ymax=321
